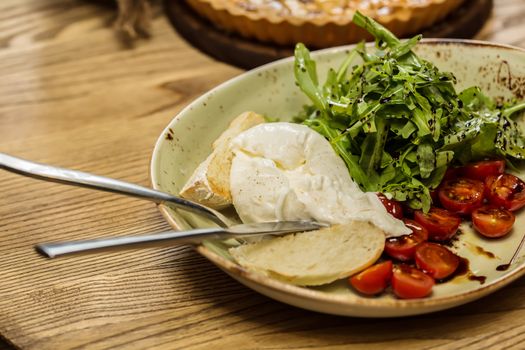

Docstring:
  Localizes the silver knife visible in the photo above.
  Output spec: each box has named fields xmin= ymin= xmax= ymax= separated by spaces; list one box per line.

xmin=35 ymin=221 xmax=326 ymax=258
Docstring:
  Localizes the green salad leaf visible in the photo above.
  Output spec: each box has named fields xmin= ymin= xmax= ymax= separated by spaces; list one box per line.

xmin=293 ymin=11 xmax=525 ymax=211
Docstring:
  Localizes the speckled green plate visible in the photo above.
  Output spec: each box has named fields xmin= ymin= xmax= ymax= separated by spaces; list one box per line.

xmin=151 ymin=40 xmax=525 ymax=317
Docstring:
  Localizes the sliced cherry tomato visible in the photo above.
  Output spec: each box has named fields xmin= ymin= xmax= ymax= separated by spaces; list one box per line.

xmin=485 ymin=173 xmax=525 ymax=211
xmin=484 ymin=175 xmax=497 ymax=195
xmin=401 ymin=202 xmax=415 ymax=218
xmin=438 ymin=178 xmax=484 ymax=215
xmin=460 ymin=159 xmax=505 ymax=180
xmin=415 ymin=243 xmax=460 ymax=280
xmin=414 ymin=207 xmax=461 ymax=241
xmin=472 ymin=206 xmax=515 ymax=238
xmin=377 ymin=193 xmax=403 ymax=219
xmin=442 ymin=167 xmax=460 ymax=182
xmin=385 ymin=219 xmax=429 ymax=261
xmin=391 ymin=264 xmax=434 ymax=299
xmin=349 ymin=260 xmax=393 ymax=295
xmin=484 ymin=175 xmax=499 ymax=202
xmin=430 ymin=189 xmax=439 ymax=204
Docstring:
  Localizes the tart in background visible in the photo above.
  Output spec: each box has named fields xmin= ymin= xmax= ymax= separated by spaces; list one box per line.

xmin=185 ymin=0 xmax=465 ymax=48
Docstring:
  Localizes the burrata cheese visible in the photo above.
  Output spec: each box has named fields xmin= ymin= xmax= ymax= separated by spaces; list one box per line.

xmin=229 ymin=122 xmax=410 ymax=237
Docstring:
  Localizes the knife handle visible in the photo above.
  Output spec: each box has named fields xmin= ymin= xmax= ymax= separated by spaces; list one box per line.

xmin=35 ymin=228 xmax=228 ymax=258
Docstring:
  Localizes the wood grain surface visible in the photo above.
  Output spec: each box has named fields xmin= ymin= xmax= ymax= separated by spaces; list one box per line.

xmin=0 ymin=0 xmax=524 ymax=349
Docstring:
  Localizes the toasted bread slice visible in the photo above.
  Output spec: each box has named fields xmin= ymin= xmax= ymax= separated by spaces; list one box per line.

xmin=179 ymin=111 xmax=265 ymax=209
xmin=229 ymin=221 xmax=385 ymax=286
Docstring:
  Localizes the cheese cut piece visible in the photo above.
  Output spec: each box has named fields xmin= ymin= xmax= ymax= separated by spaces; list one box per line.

xmin=229 ymin=221 xmax=385 ymax=286
xmin=229 ymin=122 xmax=410 ymax=237
xmin=179 ymin=111 xmax=265 ymax=209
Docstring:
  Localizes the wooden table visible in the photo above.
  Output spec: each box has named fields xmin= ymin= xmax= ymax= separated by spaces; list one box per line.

xmin=1 ymin=1 xmax=524 ymax=349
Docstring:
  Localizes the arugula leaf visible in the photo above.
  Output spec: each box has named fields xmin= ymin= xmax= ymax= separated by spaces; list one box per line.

xmin=417 ymin=142 xmax=435 ymax=178
xmin=294 ymin=43 xmax=327 ymax=113
xmin=352 ymin=11 xmax=399 ymax=48
xmin=293 ymin=11 xmax=525 ymax=211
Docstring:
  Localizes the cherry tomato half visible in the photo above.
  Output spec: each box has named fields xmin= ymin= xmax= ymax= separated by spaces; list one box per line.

xmin=438 ymin=178 xmax=484 ymax=215
xmin=472 ymin=206 xmax=515 ymax=238
xmin=391 ymin=264 xmax=434 ymax=299
xmin=443 ymin=167 xmax=460 ymax=182
xmin=460 ymin=159 xmax=505 ymax=180
xmin=430 ymin=189 xmax=439 ymax=204
xmin=349 ymin=260 xmax=393 ymax=295
xmin=415 ymin=243 xmax=460 ymax=280
xmin=485 ymin=173 xmax=525 ymax=211
xmin=484 ymin=175 xmax=497 ymax=196
xmin=414 ymin=207 xmax=461 ymax=241
xmin=385 ymin=219 xmax=429 ymax=261
xmin=377 ymin=193 xmax=403 ymax=219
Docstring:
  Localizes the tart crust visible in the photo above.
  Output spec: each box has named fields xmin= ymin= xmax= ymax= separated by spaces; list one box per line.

xmin=185 ymin=0 xmax=465 ymax=47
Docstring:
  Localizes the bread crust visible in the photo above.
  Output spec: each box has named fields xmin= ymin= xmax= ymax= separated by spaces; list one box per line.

xmin=179 ymin=111 xmax=265 ymax=209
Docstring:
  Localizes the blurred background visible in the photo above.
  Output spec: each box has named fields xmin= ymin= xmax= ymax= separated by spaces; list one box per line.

xmin=104 ymin=0 xmax=522 ymax=68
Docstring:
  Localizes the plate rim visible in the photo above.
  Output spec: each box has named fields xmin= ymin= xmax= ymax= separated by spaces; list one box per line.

xmin=150 ymin=38 xmax=525 ymax=314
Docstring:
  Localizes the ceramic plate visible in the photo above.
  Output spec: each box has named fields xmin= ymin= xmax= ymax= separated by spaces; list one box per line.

xmin=150 ymin=40 xmax=525 ymax=317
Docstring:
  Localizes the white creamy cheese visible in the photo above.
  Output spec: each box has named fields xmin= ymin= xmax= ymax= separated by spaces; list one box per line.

xmin=229 ymin=122 xmax=410 ymax=237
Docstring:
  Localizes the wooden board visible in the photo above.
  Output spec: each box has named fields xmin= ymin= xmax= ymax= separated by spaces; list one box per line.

xmin=166 ymin=0 xmax=493 ymax=69
xmin=0 ymin=0 xmax=525 ymax=349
